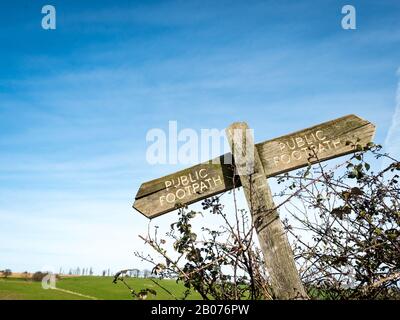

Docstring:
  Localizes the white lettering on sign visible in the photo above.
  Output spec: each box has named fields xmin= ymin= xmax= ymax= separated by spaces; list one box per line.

xmin=270 ymin=130 xmax=341 ymax=167
xmin=159 ymin=169 xmax=223 ymax=206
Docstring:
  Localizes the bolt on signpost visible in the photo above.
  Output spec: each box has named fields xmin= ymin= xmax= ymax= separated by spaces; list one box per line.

xmin=133 ymin=114 xmax=376 ymax=299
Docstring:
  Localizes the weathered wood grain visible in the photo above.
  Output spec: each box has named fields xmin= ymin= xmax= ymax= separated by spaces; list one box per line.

xmin=133 ymin=114 xmax=375 ymax=218
xmin=226 ymin=122 xmax=308 ymax=300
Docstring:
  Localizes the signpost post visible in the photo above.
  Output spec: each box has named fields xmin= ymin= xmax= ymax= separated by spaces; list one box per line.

xmin=133 ymin=114 xmax=376 ymax=299
xmin=226 ymin=122 xmax=308 ymax=299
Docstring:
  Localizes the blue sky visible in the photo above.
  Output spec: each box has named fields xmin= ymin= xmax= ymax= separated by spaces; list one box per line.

xmin=0 ymin=0 xmax=399 ymax=274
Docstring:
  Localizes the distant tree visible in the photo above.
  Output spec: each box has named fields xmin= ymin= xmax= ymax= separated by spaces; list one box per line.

xmin=132 ymin=269 xmax=140 ymax=278
xmin=3 ymin=269 xmax=12 ymax=278
xmin=22 ymin=271 xmax=29 ymax=280
xmin=89 ymin=267 xmax=93 ymax=276
xmin=102 ymin=270 xmax=106 ymax=277
xmin=32 ymin=271 xmax=59 ymax=282
xmin=32 ymin=272 xmax=46 ymax=282
xmin=142 ymin=269 xmax=151 ymax=278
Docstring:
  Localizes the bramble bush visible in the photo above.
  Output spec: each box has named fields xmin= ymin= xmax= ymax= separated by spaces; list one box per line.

xmin=117 ymin=143 xmax=399 ymax=300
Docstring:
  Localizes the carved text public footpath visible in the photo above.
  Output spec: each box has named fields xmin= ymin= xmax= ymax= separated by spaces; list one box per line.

xmin=160 ymin=168 xmax=223 ymax=206
xmin=270 ymin=129 xmax=341 ymax=167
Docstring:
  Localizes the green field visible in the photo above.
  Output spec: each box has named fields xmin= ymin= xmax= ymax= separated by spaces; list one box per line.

xmin=0 ymin=276 xmax=202 ymax=300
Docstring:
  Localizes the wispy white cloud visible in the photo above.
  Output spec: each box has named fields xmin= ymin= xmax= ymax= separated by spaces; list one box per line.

xmin=383 ymin=68 xmax=400 ymax=161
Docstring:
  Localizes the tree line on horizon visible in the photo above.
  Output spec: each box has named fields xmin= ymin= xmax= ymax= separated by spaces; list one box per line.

xmin=0 ymin=267 xmax=155 ymax=278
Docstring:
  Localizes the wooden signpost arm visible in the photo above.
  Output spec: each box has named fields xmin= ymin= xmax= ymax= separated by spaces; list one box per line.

xmin=226 ymin=122 xmax=308 ymax=300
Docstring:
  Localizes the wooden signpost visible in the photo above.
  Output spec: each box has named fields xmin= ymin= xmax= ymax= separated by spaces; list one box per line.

xmin=133 ymin=114 xmax=376 ymax=299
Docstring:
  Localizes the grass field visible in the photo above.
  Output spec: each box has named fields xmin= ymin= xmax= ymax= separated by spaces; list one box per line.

xmin=0 ymin=276 xmax=202 ymax=300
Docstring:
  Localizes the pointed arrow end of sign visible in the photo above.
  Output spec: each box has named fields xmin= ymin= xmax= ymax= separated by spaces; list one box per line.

xmin=354 ymin=113 xmax=377 ymax=138
xmin=345 ymin=114 xmax=377 ymax=142
xmin=132 ymin=199 xmax=151 ymax=219
xmin=132 ymin=182 xmax=149 ymax=215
